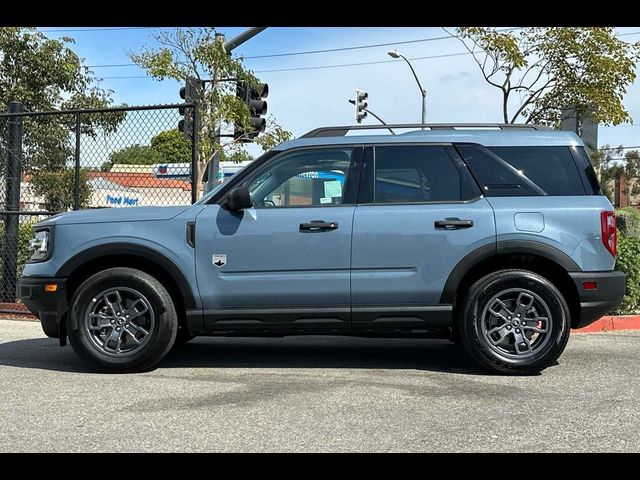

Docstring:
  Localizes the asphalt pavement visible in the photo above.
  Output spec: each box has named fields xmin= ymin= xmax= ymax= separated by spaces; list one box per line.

xmin=0 ymin=319 xmax=638 ymax=452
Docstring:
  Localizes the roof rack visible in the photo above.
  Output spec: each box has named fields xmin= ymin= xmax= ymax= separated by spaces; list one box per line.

xmin=301 ymin=123 xmax=551 ymax=138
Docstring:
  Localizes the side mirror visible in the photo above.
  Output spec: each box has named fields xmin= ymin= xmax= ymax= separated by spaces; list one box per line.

xmin=224 ymin=187 xmax=253 ymax=211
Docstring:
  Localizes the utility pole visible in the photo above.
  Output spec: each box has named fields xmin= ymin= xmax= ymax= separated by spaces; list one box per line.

xmin=560 ymin=105 xmax=598 ymax=155
xmin=206 ymin=27 xmax=268 ymax=194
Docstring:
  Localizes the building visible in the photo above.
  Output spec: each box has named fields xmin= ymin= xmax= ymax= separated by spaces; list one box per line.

xmin=87 ymin=168 xmax=191 ymax=207
xmin=605 ymin=175 xmax=640 ymax=209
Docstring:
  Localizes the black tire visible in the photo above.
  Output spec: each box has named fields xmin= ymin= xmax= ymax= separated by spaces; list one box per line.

xmin=67 ymin=267 xmax=178 ymax=373
xmin=40 ymin=317 xmax=60 ymax=338
xmin=174 ymin=326 xmax=196 ymax=346
xmin=457 ymin=269 xmax=571 ymax=375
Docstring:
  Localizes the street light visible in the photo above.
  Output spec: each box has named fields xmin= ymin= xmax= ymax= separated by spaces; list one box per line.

xmin=387 ymin=49 xmax=427 ymax=127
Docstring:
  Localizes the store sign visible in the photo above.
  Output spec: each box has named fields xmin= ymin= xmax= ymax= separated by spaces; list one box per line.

xmin=153 ymin=163 xmax=191 ymax=179
xmin=106 ymin=194 xmax=139 ymax=206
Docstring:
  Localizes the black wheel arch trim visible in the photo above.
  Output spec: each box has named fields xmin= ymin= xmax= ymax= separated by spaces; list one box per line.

xmin=56 ymin=243 xmax=197 ymax=309
xmin=440 ymin=240 xmax=582 ymax=304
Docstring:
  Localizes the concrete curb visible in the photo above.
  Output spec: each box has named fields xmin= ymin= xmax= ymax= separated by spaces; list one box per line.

xmin=572 ymin=315 xmax=640 ymax=333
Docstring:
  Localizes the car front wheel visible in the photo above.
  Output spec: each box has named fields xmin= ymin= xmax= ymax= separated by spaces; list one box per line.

xmin=67 ymin=267 xmax=178 ymax=373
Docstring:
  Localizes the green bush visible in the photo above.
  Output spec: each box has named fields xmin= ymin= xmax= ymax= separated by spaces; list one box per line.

xmin=614 ymin=233 xmax=640 ymax=314
xmin=0 ymin=221 xmax=35 ymax=292
xmin=616 ymin=207 xmax=640 ymax=240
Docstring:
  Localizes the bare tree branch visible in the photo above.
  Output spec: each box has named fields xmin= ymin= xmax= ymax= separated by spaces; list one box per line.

xmin=511 ymin=79 xmax=556 ymax=123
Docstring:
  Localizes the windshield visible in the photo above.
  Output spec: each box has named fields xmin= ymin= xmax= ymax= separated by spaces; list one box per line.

xmin=195 ymin=150 xmax=279 ymax=204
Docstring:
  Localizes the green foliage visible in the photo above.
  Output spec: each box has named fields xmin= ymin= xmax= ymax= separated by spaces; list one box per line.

xmin=616 ymin=207 xmax=640 ymax=239
xmin=0 ymin=27 xmax=125 ymax=210
xmin=101 ymin=144 xmax=161 ymax=171
xmin=16 ymin=222 xmax=34 ymax=278
xmin=219 ymin=149 xmax=254 ymax=163
xmin=0 ymin=221 xmax=35 ymax=284
xmin=101 ymin=129 xmax=191 ymax=171
xmin=454 ymin=27 xmax=640 ymax=126
xmin=593 ymin=146 xmax=640 ymax=205
xmin=614 ymin=233 xmax=640 ymax=314
xmin=610 ymin=208 xmax=640 ymax=314
xmin=150 ymin=129 xmax=192 ymax=163
xmin=29 ymin=168 xmax=91 ymax=212
xmin=131 ymin=28 xmax=291 ymax=195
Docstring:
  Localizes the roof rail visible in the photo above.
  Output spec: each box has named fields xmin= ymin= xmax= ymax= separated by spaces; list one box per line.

xmin=300 ymin=123 xmax=551 ymax=138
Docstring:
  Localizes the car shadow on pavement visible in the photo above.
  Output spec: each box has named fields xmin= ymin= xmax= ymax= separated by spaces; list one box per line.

xmin=0 ymin=336 xmax=486 ymax=375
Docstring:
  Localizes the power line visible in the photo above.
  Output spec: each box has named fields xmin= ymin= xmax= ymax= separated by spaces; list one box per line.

xmin=85 ymin=28 xmax=640 ymax=70
xmin=39 ymin=27 xmax=152 ymax=33
xmin=90 ymin=29 xmax=640 ymax=78
xmin=256 ymin=52 xmax=470 ymax=73
xmin=89 ymin=64 xmax=141 ymax=68
xmin=241 ymin=28 xmax=523 ymax=60
xmin=96 ymin=52 xmax=472 ymax=79
xmin=599 ymin=145 xmax=640 ymax=151
xmin=96 ymin=75 xmax=151 ymax=79
xmin=86 ymin=28 xmax=523 ymax=69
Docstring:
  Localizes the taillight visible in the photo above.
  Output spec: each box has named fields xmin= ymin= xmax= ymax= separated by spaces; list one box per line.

xmin=601 ymin=211 xmax=617 ymax=257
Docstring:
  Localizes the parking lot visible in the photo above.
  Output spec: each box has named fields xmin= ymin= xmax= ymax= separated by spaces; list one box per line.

xmin=0 ymin=318 xmax=638 ymax=452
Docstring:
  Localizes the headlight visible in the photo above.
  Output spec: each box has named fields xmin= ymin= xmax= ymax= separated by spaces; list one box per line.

xmin=28 ymin=229 xmax=51 ymax=262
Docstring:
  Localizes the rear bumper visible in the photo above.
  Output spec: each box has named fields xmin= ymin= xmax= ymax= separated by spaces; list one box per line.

xmin=569 ymin=271 xmax=626 ymax=328
xmin=18 ymin=276 xmax=68 ymax=337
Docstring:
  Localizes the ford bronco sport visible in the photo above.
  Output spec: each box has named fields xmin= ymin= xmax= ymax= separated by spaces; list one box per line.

xmin=19 ymin=123 xmax=626 ymax=374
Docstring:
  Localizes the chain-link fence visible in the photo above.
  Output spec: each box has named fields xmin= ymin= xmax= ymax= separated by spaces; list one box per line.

xmin=0 ymin=103 xmax=198 ymax=312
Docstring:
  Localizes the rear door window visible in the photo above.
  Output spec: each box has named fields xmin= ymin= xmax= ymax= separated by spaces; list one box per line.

xmin=370 ymin=145 xmax=475 ymax=203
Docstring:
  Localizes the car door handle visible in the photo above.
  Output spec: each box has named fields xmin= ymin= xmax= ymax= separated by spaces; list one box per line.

xmin=434 ymin=218 xmax=474 ymax=230
xmin=299 ymin=220 xmax=339 ymax=232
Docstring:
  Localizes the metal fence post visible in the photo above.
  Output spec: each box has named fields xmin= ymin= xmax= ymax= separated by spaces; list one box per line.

xmin=1 ymin=101 xmax=24 ymax=302
xmin=191 ymin=102 xmax=199 ymax=204
xmin=74 ymin=112 xmax=81 ymax=210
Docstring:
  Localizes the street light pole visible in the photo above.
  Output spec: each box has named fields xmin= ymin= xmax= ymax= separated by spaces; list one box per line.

xmin=387 ymin=49 xmax=427 ymax=128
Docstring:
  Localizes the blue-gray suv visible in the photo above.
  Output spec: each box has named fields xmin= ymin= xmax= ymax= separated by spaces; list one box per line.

xmin=19 ymin=124 xmax=626 ymax=374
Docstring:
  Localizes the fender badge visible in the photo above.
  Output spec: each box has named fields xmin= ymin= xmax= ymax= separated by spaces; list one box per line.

xmin=212 ymin=254 xmax=227 ymax=268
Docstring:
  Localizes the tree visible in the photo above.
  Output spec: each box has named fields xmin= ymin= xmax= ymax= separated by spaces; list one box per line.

xmin=0 ymin=27 xmax=125 ymax=209
xmin=150 ymin=129 xmax=192 ymax=163
xmin=100 ymin=129 xmax=191 ymax=171
xmin=220 ymin=149 xmax=254 ymax=163
xmin=131 ymin=28 xmax=291 ymax=197
xmin=590 ymin=146 xmax=617 ymax=202
xmin=29 ymin=168 xmax=92 ymax=211
xmin=451 ymin=28 xmax=640 ymax=126
xmin=100 ymin=145 xmax=160 ymax=171
xmin=624 ymin=150 xmax=640 ymax=178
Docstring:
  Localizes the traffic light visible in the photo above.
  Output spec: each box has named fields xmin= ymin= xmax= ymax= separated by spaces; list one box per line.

xmin=178 ymin=77 xmax=205 ymax=139
xmin=235 ymin=81 xmax=269 ymax=142
xmin=355 ymin=88 xmax=368 ymax=123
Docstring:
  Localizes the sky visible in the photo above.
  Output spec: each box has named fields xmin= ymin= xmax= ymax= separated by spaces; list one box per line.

xmin=39 ymin=26 xmax=640 ymax=159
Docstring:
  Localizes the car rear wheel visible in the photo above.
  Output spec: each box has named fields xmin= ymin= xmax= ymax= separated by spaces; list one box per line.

xmin=68 ymin=267 xmax=178 ymax=373
xmin=457 ymin=269 xmax=571 ymax=375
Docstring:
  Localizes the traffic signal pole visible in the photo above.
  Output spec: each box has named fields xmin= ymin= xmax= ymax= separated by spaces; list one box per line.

xmin=223 ymin=28 xmax=267 ymax=53
xmin=206 ymin=27 xmax=268 ymax=194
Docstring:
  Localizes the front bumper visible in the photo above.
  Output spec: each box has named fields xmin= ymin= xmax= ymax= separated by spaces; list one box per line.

xmin=18 ymin=276 xmax=68 ymax=338
xmin=569 ymin=271 xmax=626 ymax=328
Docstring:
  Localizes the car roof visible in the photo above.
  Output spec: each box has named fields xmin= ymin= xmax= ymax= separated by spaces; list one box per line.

xmin=274 ymin=129 xmax=584 ymax=151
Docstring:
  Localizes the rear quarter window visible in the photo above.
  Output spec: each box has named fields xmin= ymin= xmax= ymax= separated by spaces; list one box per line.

xmin=456 ymin=144 xmax=587 ymax=196
xmin=489 ymin=146 xmax=586 ymax=196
